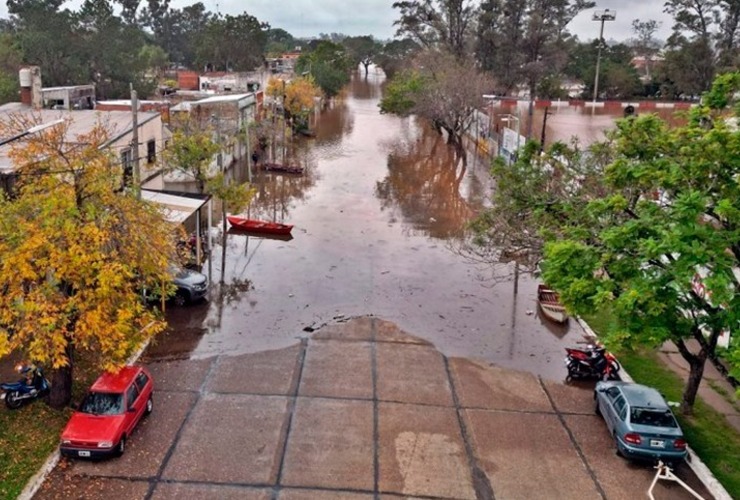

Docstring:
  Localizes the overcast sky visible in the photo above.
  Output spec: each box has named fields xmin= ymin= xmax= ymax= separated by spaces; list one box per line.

xmin=0 ymin=0 xmax=674 ymax=43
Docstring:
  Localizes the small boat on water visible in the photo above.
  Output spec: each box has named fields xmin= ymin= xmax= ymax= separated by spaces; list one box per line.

xmin=537 ymin=284 xmax=568 ymax=323
xmin=261 ymin=163 xmax=304 ymax=175
xmin=227 ymin=215 xmax=293 ymax=235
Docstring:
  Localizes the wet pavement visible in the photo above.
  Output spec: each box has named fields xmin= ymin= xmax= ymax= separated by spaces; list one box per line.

xmin=35 ymin=317 xmax=711 ymax=500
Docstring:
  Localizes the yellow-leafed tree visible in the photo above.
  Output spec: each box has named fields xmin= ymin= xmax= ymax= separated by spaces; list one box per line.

xmin=284 ymin=76 xmax=321 ymax=122
xmin=0 ymin=116 xmax=176 ymax=408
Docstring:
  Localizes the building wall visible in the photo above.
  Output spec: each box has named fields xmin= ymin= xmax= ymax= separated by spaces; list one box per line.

xmin=108 ymin=115 xmax=165 ymax=190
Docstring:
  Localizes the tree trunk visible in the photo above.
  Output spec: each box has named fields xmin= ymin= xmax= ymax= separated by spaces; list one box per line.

xmin=681 ymin=351 xmax=707 ymax=416
xmin=362 ymin=62 xmax=370 ymax=77
xmin=48 ymin=344 xmax=74 ymax=409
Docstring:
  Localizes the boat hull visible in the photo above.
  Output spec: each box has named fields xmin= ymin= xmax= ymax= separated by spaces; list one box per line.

xmin=227 ymin=216 xmax=293 ymax=235
xmin=261 ymin=163 xmax=304 ymax=175
xmin=537 ymin=284 xmax=569 ymax=323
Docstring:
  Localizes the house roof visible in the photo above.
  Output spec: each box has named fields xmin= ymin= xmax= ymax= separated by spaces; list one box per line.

xmin=192 ymin=93 xmax=253 ymax=105
xmin=141 ymin=189 xmax=211 ymax=224
xmin=0 ymin=108 xmax=159 ymax=174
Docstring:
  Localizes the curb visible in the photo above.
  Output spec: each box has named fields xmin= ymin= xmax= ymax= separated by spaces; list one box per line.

xmin=17 ymin=336 xmax=153 ymax=499
xmin=575 ymin=317 xmax=733 ymax=500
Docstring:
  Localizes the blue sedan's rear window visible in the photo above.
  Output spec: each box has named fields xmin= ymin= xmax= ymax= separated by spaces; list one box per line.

xmin=79 ymin=392 xmax=124 ymax=415
xmin=630 ymin=408 xmax=677 ymax=427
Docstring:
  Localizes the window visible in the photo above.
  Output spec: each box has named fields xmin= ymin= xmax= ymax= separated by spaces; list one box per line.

xmin=613 ymin=395 xmax=626 ymax=415
xmin=631 ymin=408 xmax=678 ymax=427
xmin=80 ymin=392 xmax=123 ymax=415
xmin=121 ymin=149 xmax=133 ymax=188
xmin=135 ymin=372 xmax=149 ymax=391
xmin=606 ymin=387 xmax=621 ymax=400
xmin=147 ymin=139 xmax=156 ymax=163
xmin=126 ymin=384 xmax=140 ymax=409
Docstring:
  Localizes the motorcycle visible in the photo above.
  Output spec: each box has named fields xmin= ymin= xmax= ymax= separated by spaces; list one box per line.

xmin=564 ymin=344 xmax=621 ymax=381
xmin=1 ymin=364 xmax=51 ymax=409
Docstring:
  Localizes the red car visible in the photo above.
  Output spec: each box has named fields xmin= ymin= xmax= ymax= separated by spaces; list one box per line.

xmin=60 ymin=365 xmax=153 ymax=459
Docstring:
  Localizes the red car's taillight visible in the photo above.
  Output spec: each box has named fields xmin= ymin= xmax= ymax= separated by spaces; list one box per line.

xmin=624 ymin=433 xmax=642 ymax=445
xmin=673 ymin=438 xmax=687 ymax=450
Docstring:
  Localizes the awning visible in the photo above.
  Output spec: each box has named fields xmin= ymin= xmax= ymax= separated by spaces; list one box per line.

xmin=141 ymin=189 xmax=210 ymax=224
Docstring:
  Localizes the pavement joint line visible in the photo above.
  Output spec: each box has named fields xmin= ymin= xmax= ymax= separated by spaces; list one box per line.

xmin=443 ymin=355 xmax=495 ymax=500
xmin=538 ymin=376 xmax=607 ymax=500
xmin=143 ymin=354 xmax=221 ymax=500
xmin=274 ymin=337 xmax=309 ymax=489
xmin=371 ymin=318 xmax=380 ymax=500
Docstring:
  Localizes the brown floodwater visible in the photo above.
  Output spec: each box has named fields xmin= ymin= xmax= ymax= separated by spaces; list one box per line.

xmin=158 ymin=72 xmax=660 ymax=381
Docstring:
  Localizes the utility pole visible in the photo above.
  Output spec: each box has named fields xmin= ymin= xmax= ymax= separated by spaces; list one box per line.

xmin=130 ymin=84 xmax=141 ymax=199
xmin=592 ymin=9 xmax=616 ymax=103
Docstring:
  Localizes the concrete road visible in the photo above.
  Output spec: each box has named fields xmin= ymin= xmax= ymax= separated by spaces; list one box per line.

xmin=34 ymin=317 xmax=712 ymax=500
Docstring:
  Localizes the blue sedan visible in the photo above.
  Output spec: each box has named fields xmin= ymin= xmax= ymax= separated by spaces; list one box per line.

xmin=594 ymin=381 xmax=688 ymax=463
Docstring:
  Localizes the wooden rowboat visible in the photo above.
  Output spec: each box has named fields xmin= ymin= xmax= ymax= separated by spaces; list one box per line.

xmin=227 ymin=216 xmax=293 ymax=235
xmin=261 ymin=163 xmax=304 ymax=175
xmin=537 ymin=284 xmax=568 ymax=323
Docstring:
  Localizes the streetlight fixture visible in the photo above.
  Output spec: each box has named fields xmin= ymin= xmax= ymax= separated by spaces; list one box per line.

xmin=592 ymin=8 xmax=616 ymax=103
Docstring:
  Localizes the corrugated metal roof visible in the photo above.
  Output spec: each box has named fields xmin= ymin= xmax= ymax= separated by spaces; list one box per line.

xmin=141 ymin=189 xmax=210 ymax=224
xmin=0 ymin=109 xmax=159 ymax=173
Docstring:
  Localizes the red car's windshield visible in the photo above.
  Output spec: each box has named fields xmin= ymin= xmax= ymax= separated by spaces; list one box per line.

xmin=79 ymin=392 xmax=123 ymax=415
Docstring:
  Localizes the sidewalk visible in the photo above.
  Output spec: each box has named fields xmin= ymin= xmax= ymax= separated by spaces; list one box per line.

xmin=657 ymin=341 xmax=740 ymax=434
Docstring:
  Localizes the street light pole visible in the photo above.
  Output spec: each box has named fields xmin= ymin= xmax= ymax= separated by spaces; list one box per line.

xmin=592 ymin=9 xmax=616 ymax=103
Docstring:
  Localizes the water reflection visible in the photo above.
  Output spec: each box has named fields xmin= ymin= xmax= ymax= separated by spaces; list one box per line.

xmin=377 ymin=124 xmax=480 ymax=239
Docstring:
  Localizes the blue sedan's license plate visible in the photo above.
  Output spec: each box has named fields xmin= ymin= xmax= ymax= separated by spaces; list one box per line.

xmin=650 ymin=439 xmax=665 ymax=448
xmin=78 ymin=450 xmax=91 ymax=457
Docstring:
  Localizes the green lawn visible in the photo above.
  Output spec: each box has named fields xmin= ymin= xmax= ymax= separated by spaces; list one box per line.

xmin=0 ymin=357 xmax=100 ymax=499
xmin=582 ymin=312 xmax=740 ymax=498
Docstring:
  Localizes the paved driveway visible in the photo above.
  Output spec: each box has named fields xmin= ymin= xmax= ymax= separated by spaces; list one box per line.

xmin=35 ymin=317 xmax=712 ymax=499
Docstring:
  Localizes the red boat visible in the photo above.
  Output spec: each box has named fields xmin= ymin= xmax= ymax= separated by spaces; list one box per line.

xmin=227 ymin=216 xmax=293 ymax=235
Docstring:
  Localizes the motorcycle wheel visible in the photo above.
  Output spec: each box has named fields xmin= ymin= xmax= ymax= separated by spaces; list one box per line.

xmin=4 ymin=391 xmax=23 ymax=409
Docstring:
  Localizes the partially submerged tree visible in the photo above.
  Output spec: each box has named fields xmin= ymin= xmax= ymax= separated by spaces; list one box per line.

xmin=380 ymin=49 xmax=492 ymax=154
xmin=0 ymin=117 xmax=176 ymax=408
xmin=471 ymin=72 xmax=740 ymax=414
xmin=343 ymin=35 xmax=381 ymax=76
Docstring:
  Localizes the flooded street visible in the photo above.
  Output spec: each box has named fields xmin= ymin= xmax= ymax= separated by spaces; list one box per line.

xmin=159 ymin=72 xmax=592 ymax=381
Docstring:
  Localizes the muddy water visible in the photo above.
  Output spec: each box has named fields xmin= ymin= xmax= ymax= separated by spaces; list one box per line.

xmin=161 ymin=73 xmax=618 ymax=381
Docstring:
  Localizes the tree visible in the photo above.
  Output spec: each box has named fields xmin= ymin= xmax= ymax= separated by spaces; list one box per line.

xmin=284 ymin=76 xmax=321 ymax=130
xmin=0 ymin=118 xmax=175 ymax=408
xmin=393 ymin=0 xmax=478 ymax=58
xmin=266 ymin=28 xmax=296 ymax=57
xmin=564 ymin=40 xmax=643 ymax=99
xmin=195 ymin=12 xmax=267 ymax=72
xmin=630 ymin=19 xmax=662 ymax=81
xmin=661 ymin=0 xmax=740 ymax=93
xmin=343 ymin=35 xmax=381 ymax=76
xmin=476 ymin=0 xmax=594 ymax=136
xmin=296 ymin=41 xmax=352 ymax=98
xmin=471 ymin=72 xmax=740 ymax=415
xmin=380 ymin=49 xmax=492 ymax=154
xmin=161 ymin=125 xmax=220 ymax=193
xmin=375 ymin=38 xmax=420 ymax=79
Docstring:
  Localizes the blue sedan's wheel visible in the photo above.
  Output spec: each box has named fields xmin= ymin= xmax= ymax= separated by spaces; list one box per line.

xmin=594 ymin=396 xmax=601 ymax=416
